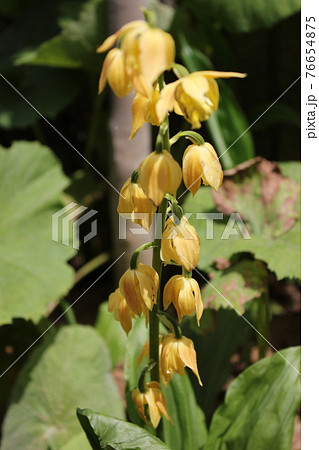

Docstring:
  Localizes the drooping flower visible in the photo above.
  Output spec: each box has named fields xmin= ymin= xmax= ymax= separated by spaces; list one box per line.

xmin=182 ymin=142 xmax=223 ymax=196
xmin=160 ymin=333 xmax=202 ymax=386
xmin=117 ymin=176 xmax=157 ymax=231
xmin=156 ymin=70 xmax=246 ymax=128
xmin=161 ymin=215 xmax=200 ymax=271
xmin=98 ymin=48 xmax=131 ymax=96
xmin=119 ymin=263 xmax=159 ymax=316
xmin=132 ymin=381 xmax=173 ymax=428
xmin=130 ymin=88 xmax=161 ymax=139
xmin=163 ymin=275 xmax=203 ymax=325
xmin=108 ymin=288 xmax=135 ymax=335
xmin=138 ymin=150 xmax=182 ymax=206
xmin=97 ymin=20 xmax=175 ymax=98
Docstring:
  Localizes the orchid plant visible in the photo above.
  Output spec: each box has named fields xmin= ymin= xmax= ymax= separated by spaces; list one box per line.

xmin=98 ymin=10 xmax=245 ymax=431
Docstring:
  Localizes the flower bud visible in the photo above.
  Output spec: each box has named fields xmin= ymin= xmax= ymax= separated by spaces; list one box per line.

xmin=163 ymin=275 xmax=203 ymax=325
xmin=119 ymin=263 xmax=159 ymax=316
xmin=138 ymin=150 xmax=182 ymax=206
xmin=108 ymin=288 xmax=135 ymax=335
xmin=183 ymin=142 xmax=223 ymax=196
xmin=161 ymin=216 xmax=200 ymax=271
xmin=132 ymin=381 xmax=173 ymax=428
xmin=117 ymin=177 xmax=157 ymax=231
xmin=98 ymin=48 xmax=131 ymax=97
xmin=160 ymin=333 xmax=202 ymax=386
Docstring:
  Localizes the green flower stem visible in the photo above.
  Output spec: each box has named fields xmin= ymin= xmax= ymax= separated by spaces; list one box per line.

xmin=150 ymin=197 xmax=168 ymax=381
xmin=138 ymin=359 xmax=156 ymax=393
xmin=158 ymin=311 xmax=182 ymax=339
xmin=182 ymin=267 xmax=192 ymax=279
xmin=169 ymin=130 xmax=205 ymax=146
xmin=60 ymin=300 xmax=77 ymax=325
xmin=256 ymin=293 xmax=271 ymax=359
xmin=130 ymin=242 xmax=157 ymax=270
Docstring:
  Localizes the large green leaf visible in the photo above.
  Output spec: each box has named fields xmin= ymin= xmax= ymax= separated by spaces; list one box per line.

xmin=182 ymin=309 xmax=252 ymax=417
xmin=0 ymin=141 xmax=76 ymax=324
xmin=178 ymin=35 xmax=254 ymax=169
xmin=183 ymin=159 xmax=301 ymax=280
xmin=183 ymin=0 xmax=301 ymax=33
xmin=205 ymin=346 xmax=301 ymax=450
xmin=1 ymin=325 xmax=125 ymax=449
xmin=162 ymin=374 xmax=207 ymax=450
xmin=77 ymin=409 xmax=171 ymax=450
xmin=95 ymin=302 xmax=127 ymax=368
xmin=15 ymin=0 xmax=107 ymax=70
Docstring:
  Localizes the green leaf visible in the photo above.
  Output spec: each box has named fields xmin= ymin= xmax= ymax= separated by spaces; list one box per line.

xmin=95 ymin=303 xmax=127 ymax=368
xmin=183 ymin=159 xmax=301 ymax=280
xmin=0 ymin=141 xmax=76 ymax=324
xmin=14 ymin=0 xmax=107 ymax=70
xmin=183 ymin=0 xmax=301 ymax=33
xmin=0 ymin=66 xmax=81 ymax=129
xmin=205 ymin=346 xmax=301 ymax=450
xmin=162 ymin=374 xmax=207 ymax=450
xmin=182 ymin=309 xmax=252 ymax=416
xmin=202 ymin=260 xmax=268 ymax=313
xmin=77 ymin=409 xmax=172 ymax=450
xmin=177 ymin=35 xmax=254 ymax=169
xmin=1 ymin=325 xmax=125 ymax=449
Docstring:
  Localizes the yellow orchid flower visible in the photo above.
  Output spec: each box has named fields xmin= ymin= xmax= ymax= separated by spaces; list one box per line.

xmin=117 ymin=176 xmax=157 ymax=231
xmin=161 ymin=215 xmax=200 ymax=272
xmin=163 ymin=275 xmax=203 ymax=325
xmin=132 ymin=381 xmax=173 ymax=428
xmin=97 ymin=20 xmax=175 ymax=98
xmin=130 ymin=88 xmax=161 ymax=139
xmin=108 ymin=288 xmax=135 ymax=335
xmin=183 ymin=142 xmax=223 ymax=196
xmin=160 ymin=333 xmax=202 ymax=386
xmin=119 ymin=263 xmax=159 ymax=316
xmin=98 ymin=47 xmax=131 ymax=96
xmin=138 ymin=150 xmax=182 ymax=206
xmin=156 ymin=70 xmax=246 ymax=128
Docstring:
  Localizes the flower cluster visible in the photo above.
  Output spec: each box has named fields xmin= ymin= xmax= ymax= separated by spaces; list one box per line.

xmin=100 ymin=12 xmax=245 ymax=429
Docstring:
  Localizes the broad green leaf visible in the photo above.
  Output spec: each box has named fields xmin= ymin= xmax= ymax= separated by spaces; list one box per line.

xmin=0 ymin=66 xmax=81 ymax=129
xmin=1 ymin=325 xmax=125 ymax=449
xmin=183 ymin=0 xmax=301 ymax=33
xmin=77 ymin=409 xmax=171 ymax=450
xmin=61 ymin=433 xmax=91 ymax=450
xmin=205 ymin=346 xmax=301 ymax=450
xmin=178 ymin=35 xmax=254 ymax=169
xmin=0 ymin=141 xmax=75 ymax=324
xmin=183 ymin=159 xmax=301 ymax=280
xmin=15 ymin=0 xmax=107 ymax=69
xmin=182 ymin=309 xmax=252 ymax=416
xmin=162 ymin=374 xmax=207 ymax=450
xmin=202 ymin=260 xmax=268 ymax=313
xmin=95 ymin=302 xmax=127 ymax=368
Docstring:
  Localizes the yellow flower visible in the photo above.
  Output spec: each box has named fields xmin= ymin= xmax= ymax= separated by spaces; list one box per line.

xmin=161 ymin=216 xmax=200 ymax=271
xmin=160 ymin=333 xmax=202 ymax=386
xmin=156 ymin=70 xmax=246 ymax=128
xmin=163 ymin=275 xmax=203 ymax=325
xmin=108 ymin=288 xmax=135 ymax=335
xmin=138 ymin=150 xmax=182 ymax=206
xmin=132 ymin=381 xmax=173 ymax=428
xmin=117 ymin=177 xmax=157 ymax=231
xmin=183 ymin=142 xmax=223 ymax=196
xmin=119 ymin=263 xmax=159 ymax=316
xmin=130 ymin=88 xmax=161 ymax=139
xmin=98 ymin=48 xmax=131 ymax=96
xmin=97 ymin=20 xmax=175 ymax=98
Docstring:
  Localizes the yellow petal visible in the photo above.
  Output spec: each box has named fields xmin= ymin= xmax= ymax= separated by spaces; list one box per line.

xmin=156 ymin=79 xmax=181 ymax=123
xmin=182 ymin=145 xmax=204 ymax=196
xmin=190 ymin=278 xmax=203 ymax=326
xmin=201 ymin=143 xmax=223 ymax=191
xmin=178 ymin=337 xmax=202 ymax=385
xmin=97 ymin=20 xmax=147 ymax=53
xmin=130 ymin=93 xmax=149 ymax=139
xmin=119 ymin=269 xmax=142 ymax=316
